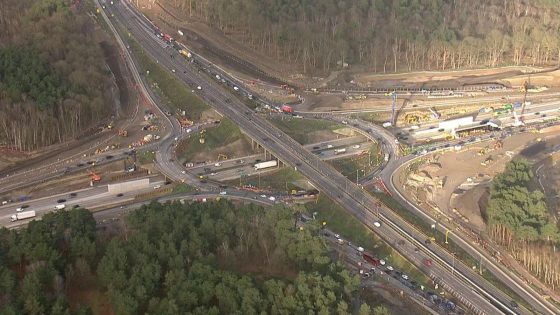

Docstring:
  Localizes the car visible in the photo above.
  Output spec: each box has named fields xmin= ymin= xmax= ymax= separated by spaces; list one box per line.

xmin=106 ymin=155 xmax=114 ymax=159
xmin=357 ymin=246 xmax=364 ymax=252
xmin=209 ymin=172 xmax=217 ymax=176
xmin=423 ymin=259 xmax=433 ymax=266
xmin=373 ymin=221 xmax=381 ymax=228
xmin=260 ymin=194 xmax=267 ymax=198
xmin=16 ymin=207 xmax=24 ymax=212
xmin=379 ymin=259 xmax=386 ymax=266
xmin=268 ymin=196 xmax=276 ymax=201
xmin=197 ymin=86 xmax=202 ymax=90
xmin=171 ymin=69 xmax=176 ymax=73
xmin=1 ymin=200 xmax=8 ymax=205
xmin=69 ymin=192 xmax=77 ymax=198
xmin=154 ymin=185 xmax=161 ymax=189
xmin=386 ymin=265 xmax=394 ymax=271
xmin=72 ymin=205 xmax=80 ymax=209
xmin=57 ymin=199 xmax=66 ymax=203
xmin=116 ymin=193 xmax=124 ymax=197
xmin=352 ymin=144 xmax=360 ymax=149
xmin=313 ymin=146 xmax=320 ymax=150
xmin=181 ymin=170 xmax=186 ymax=174
xmin=424 ymin=239 xmax=431 ymax=245
xmin=219 ymin=191 xmax=227 ymax=195
xmin=401 ymin=274 xmax=409 ymax=280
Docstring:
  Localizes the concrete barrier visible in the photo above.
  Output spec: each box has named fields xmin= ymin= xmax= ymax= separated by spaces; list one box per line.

xmin=108 ymin=178 xmax=150 ymax=194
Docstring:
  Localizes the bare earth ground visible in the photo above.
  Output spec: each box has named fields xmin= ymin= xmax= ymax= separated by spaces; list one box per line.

xmin=187 ymin=138 xmax=255 ymax=164
xmin=397 ymin=132 xmax=548 ymax=232
xmin=355 ymin=66 xmax=560 ymax=89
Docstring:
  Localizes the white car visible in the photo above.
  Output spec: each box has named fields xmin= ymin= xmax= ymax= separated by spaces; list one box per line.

xmin=268 ymin=196 xmax=276 ymax=201
xmin=197 ymin=86 xmax=202 ymax=90
xmin=352 ymin=144 xmax=360 ymax=149
xmin=214 ymin=162 xmax=222 ymax=167
xmin=181 ymin=171 xmax=186 ymax=174
xmin=2 ymin=201 xmax=8 ymax=205
xmin=386 ymin=265 xmax=393 ymax=271
xmin=219 ymin=191 xmax=227 ymax=195
xmin=154 ymin=185 xmax=161 ymax=189
xmin=260 ymin=194 xmax=267 ymax=198
xmin=233 ymin=86 xmax=239 ymax=91
xmin=357 ymin=246 xmax=364 ymax=252
xmin=373 ymin=221 xmax=381 ymax=228
xmin=379 ymin=260 xmax=386 ymax=266
xmin=172 ymin=69 xmax=176 ymax=73
xmin=401 ymin=274 xmax=409 ymax=280
xmin=16 ymin=207 xmax=23 ymax=212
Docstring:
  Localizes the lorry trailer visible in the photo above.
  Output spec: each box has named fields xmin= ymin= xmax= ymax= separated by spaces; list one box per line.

xmin=334 ymin=148 xmax=347 ymax=154
xmin=254 ymin=160 xmax=278 ymax=170
xmin=10 ymin=210 xmax=36 ymax=222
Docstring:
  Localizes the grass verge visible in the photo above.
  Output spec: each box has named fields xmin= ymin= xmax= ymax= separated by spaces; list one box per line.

xmin=176 ymin=118 xmax=248 ymax=162
xmin=329 ymin=144 xmax=381 ymax=178
xmin=126 ymin=37 xmax=208 ymax=121
xmin=269 ymin=117 xmax=342 ymax=144
xmin=225 ymin=167 xmax=306 ymax=192
xmin=137 ymin=150 xmax=155 ymax=164
xmin=306 ymin=195 xmax=431 ymax=286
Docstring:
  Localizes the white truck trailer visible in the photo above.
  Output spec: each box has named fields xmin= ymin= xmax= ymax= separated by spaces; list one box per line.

xmin=11 ymin=210 xmax=36 ymax=222
xmin=334 ymin=148 xmax=347 ymax=154
xmin=254 ymin=160 xmax=278 ymax=171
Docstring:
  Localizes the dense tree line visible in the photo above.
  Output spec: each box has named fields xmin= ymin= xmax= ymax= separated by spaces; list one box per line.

xmin=0 ymin=201 xmax=377 ymax=314
xmin=486 ymin=159 xmax=560 ymax=289
xmin=0 ymin=208 xmax=97 ymax=314
xmin=164 ymin=0 xmax=560 ymax=73
xmin=0 ymin=0 xmax=113 ymax=151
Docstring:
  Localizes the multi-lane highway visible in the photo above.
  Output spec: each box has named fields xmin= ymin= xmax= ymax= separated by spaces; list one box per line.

xmin=102 ymin=1 xmax=557 ymax=314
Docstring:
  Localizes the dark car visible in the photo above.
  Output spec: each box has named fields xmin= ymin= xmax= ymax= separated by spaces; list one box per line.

xmin=72 ymin=205 xmax=80 ymax=209
xmin=106 ymin=155 xmax=114 ymax=159
xmin=57 ymin=199 xmax=66 ymax=203
xmin=116 ymin=193 xmax=124 ymax=197
xmin=69 ymin=192 xmax=77 ymax=198
xmin=424 ymin=239 xmax=432 ymax=245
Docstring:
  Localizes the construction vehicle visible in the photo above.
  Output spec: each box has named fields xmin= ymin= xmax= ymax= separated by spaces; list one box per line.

xmin=118 ymin=129 xmax=128 ymax=137
xmin=89 ymin=170 xmax=101 ymax=182
xmin=281 ymin=105 xmax=293 ymax=114
xmin=217 ymin=154 xmax=228 ymax=161
xmin=199 ymin=129 xmax=206 ymax=144
xmin=179 ymin=117 xmax=193 ymax=127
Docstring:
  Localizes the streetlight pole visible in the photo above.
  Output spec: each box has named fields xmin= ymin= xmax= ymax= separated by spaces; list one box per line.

xmin=452 ymin=252 xmax=456 ymax=276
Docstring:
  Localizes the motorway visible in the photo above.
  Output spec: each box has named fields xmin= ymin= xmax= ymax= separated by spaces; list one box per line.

xmin=186 ymin=136 xmax=373 ymax=181
xmin=104 ymin=1 xmax=549 ymax=314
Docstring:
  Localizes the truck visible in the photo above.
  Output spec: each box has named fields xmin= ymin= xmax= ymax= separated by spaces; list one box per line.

xmin=334 ymin=148 xmax=347 ymax=154
xmin=163 ymin=34 xmax=173 ymax=42
xmin=281 ymin=105 xmax=293 ymax=114
xmin=179 ymin=49 xmax=192 ymax=58
xmin=10 ymin=210 xmax=36 ymax=222
xmin=363 ymin=253 xmax=381 ymax=267
xmin=254 ymin=160 xmax=278 ymax=170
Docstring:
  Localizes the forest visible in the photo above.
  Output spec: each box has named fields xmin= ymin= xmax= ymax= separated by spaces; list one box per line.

xmin=163 ymin=0 xmax=560 ymax=73
xmin=0 ymin=201 xmax=387 ymax=314
xmin=0 ymin=0 xmax=113 ymax=151
xmin=486 ymin=159 xmax=560 ymax=289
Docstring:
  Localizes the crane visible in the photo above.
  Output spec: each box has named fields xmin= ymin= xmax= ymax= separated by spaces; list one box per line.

xmin=520 ymin=80 xmax=529 ymax=118
xmin=390 ymin=91 xmax=397 ymax=126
